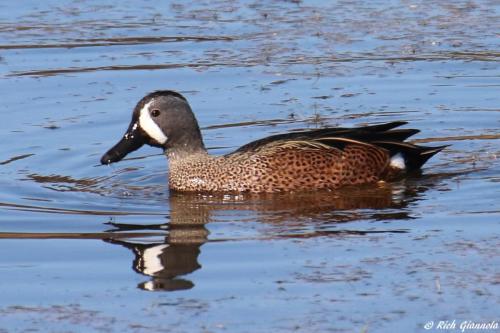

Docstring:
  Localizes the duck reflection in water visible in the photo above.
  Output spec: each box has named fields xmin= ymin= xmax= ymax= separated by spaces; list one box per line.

xmin=106 ymin=226 xmax=207 ymax=292
xmin=103 ymin=178 xmax=434 ymax=292
xmin=105 ymin=194 xmax=210 ymax=292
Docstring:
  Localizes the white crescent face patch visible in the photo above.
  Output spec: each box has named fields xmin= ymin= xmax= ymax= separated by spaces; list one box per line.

xmin=138 ymin=101 xmax=168 ymax=144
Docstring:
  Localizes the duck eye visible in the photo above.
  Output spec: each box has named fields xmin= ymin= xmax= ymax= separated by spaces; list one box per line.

xmin=151 ymin=109 xmax=160 ymax=117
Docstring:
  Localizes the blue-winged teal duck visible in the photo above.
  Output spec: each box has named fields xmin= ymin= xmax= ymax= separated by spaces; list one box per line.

xmin=101 ymin=90 xmax=446 ymax=193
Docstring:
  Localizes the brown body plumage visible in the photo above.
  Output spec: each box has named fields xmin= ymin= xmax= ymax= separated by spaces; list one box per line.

xmin=101 ymin=91 xmax=447 ymax=193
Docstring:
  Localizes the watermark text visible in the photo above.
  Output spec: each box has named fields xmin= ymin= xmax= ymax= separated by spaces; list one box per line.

xmin=423 ymin=320 xmax=498 ymax=332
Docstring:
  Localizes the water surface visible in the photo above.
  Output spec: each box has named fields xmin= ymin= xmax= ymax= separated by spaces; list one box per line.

xmin=0 ymin=1 xmax=499 ymax=332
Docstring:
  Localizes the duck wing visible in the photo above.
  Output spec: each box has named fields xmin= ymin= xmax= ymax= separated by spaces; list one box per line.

xmin=228 ymin=121 xmax=447 ymax=172
xmin=230 ymin=121 xmax=412 ymax=154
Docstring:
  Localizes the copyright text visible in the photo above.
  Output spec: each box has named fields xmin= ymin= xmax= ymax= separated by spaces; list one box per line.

xmin=423 ymin=320 xmax=498 ymax=332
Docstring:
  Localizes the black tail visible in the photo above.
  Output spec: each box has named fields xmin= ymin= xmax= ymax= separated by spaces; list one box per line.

xmin=373 ymin=141 xmax=448 ymax=171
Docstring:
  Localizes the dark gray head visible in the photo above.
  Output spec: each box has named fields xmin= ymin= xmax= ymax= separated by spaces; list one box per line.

xmin=100 ymin=90 xmax=205 ymax=164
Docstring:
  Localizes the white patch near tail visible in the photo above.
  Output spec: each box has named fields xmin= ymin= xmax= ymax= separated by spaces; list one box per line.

xmin=139 ymin=101 xmax=168 ymax=144
xmin=390 ymin=153 xmax=406 ymax=170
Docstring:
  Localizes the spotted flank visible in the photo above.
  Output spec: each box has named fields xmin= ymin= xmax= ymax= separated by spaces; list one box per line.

xmin=101 ymin=90 xmax=448 ymax=193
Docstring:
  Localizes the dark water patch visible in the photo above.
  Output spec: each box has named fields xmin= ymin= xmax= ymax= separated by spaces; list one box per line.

xmin=0 ymin=231 xmax=165 ymax=240
xmin=23 ymin=173 xmax=105 ymax=193
xmin=0 ymin=153 xmax=34 ymax=165
xmin=8 ymin=51 xmax=500 ymax=77
xmin=412 ymin=133 xmax=500 ymax=143
xmin=0 ymin=201 xmax=166 ymax=217
xmin=8 ymin=63 xmax=232 ymax=77
xmin=0 ymin=35 xmax=236 ymax=50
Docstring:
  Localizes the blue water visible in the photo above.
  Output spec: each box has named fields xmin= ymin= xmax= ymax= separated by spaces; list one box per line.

xmin=0 ymin=1 xmax=499 ymax=332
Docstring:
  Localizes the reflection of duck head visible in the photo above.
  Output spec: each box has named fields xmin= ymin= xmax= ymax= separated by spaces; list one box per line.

xmin=106 ymin=177 xmax=433 ymax=292
xmin=105 ymin=224 xmax=208 ymax=292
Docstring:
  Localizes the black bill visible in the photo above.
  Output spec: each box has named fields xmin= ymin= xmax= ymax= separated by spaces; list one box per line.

xmin=100 ymin=122 xmax=146 ymax=165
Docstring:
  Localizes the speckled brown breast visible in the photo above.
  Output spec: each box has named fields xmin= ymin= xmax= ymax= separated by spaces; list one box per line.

xmin=168 ymin=142 xmax=390 ymax=193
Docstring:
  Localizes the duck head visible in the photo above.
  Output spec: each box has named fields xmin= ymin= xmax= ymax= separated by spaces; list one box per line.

xmin=100 ymin=90 xmax=205 ymax=165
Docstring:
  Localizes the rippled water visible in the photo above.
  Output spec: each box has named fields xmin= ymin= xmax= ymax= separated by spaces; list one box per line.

xmin=0 ymin=1 xmax=499 ymax=332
